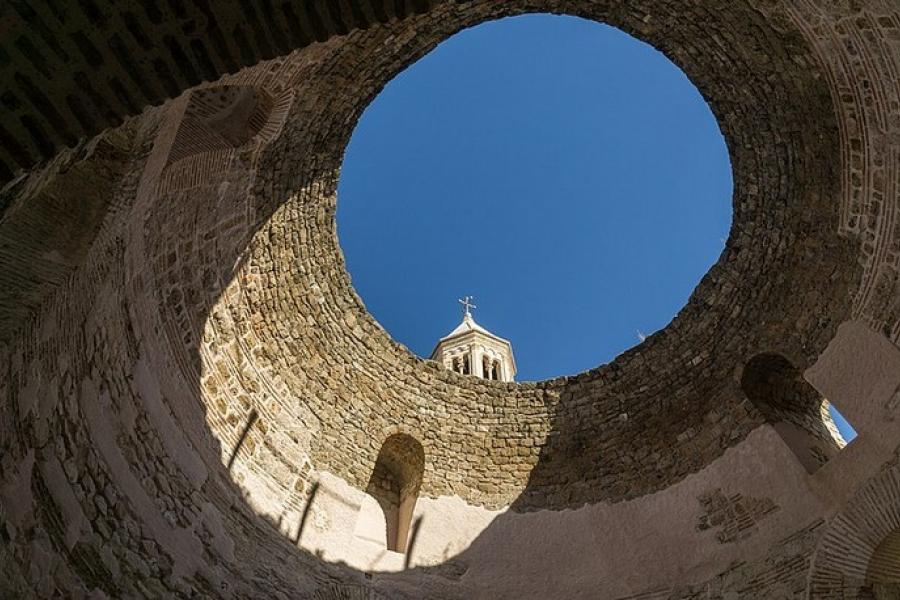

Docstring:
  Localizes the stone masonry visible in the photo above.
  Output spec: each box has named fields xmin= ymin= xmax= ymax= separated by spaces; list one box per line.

xmin=1 ymin=1 xmax=900 ymax=598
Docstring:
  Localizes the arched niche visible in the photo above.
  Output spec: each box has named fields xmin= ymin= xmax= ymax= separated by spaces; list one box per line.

xmin=153 ymin=83 xmax=294 ymax=203
xmin=808 ymin=467 xmax=900 ymax=599
xmin=867 ymin=531 xmax=900 ymax=598
xmin=363 ymin=434 xmax=425 ymax=553
xmin=740 ymin=352 xmax=845 ymax=474
xmin=168 ymin=86 xmax=271 ymax=164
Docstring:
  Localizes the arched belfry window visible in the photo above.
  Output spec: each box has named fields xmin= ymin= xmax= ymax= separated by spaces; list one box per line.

xmin=741 ymin=352 xmax=850 ymax=473
xmin=365 ymin=434 xmax=425 ymax=553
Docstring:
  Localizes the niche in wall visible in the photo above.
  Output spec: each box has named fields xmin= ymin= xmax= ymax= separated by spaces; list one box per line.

xmin=358 ymin=434 xmax=425 ymax=553
xmin=866 ymin=529 xmax=900 ymax=598
xmin=741 ymin=352 xmax=851 ymax=474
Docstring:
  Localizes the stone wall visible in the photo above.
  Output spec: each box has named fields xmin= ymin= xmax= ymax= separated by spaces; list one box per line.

xmin=0 ymin=0 xmax=445 ymax=183
xmin=0 ymin=0 xmax=899 ymax=598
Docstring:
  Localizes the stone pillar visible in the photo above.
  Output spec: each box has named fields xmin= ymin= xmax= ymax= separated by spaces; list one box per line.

xmin=472 ymin=345 xmax=484 ymax=378
xmin=501 ymin=357 xmax=512 ymax=382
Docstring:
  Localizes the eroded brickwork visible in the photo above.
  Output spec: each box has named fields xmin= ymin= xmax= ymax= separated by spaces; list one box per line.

xmin=696 ymin=489 xmax=780 ymax=545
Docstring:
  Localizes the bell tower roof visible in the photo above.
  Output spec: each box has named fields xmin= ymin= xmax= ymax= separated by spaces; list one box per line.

xmin=429 ymin=297 xmax=516 ymax=381
xmin=444 ymin=312 xmax=491 ymax=338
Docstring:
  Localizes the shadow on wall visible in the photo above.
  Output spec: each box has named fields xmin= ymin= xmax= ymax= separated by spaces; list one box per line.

xmin=740 ymin=353 xmax=848 ymax=474
xmin=226 ymin=408 xmax=258 ymax=471
xmin=7 ymin=2 xmax=882 ymax=599
xmin=138 ymin=5 xmax=861 ymax=598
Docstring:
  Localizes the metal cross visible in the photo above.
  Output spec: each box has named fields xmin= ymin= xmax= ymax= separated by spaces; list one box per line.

xmin=458 ymin=296 xmax=476 ymax=317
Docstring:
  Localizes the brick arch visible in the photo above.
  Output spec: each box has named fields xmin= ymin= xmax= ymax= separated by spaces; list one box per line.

xmin=807 ymin=467 xmax=900 ymax=598
xmin=740 ymin=352 xmax=844 ymax=474
xmin=167 ymin=86 xmax=275 ymax=165
xmin=157 ymin=84 xmax=293 ymax=193
xmin=365 ymin=433 xmax=425 ymax=553
xmin=0 ymin=0 xmax=439 ymax=183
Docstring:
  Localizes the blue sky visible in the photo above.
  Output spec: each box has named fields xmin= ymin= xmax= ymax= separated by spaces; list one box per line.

xmin=336 ymin=13 xmax=862 ymax=443
xmin=830 ymin=409 xmax=857 ymax=444
xmin=338 ymin=14 xmax=731 ymax=381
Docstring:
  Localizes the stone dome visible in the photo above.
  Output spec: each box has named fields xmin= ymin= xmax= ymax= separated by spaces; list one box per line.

xmin=0 ymin=1 xmax=899 ymax=598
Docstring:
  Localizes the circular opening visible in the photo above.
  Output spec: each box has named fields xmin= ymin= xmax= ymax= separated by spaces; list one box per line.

xmin=338 ymin=14 xmax=733 ymax=380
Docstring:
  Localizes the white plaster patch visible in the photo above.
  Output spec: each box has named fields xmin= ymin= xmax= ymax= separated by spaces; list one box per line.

xmin=82 ymin=376 xmax=205 ymax=581
xmin=16 ymin=358 xmax=40 ymax=420
xmin=1 ymin=448 xmax=35 ymax=530
xmin=133 ymin=353 xmax=208 ymax=488
xmin=198 ymin=501 xmax=235 ymax=563
xmin=303 ymin=472 xmax=501 ymax=573
xmin=28 ymin=536 xmax=56 ymax=597
xmin=39 ymin=454 xmax=91 ymax=550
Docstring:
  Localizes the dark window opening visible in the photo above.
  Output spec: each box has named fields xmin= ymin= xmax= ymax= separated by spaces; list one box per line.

xmin=741 ymin=352 xmax=855 ymax=474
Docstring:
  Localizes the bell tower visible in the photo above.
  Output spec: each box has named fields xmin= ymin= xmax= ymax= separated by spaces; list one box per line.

xmin=430 ymin=297 xmax=516 ymax=382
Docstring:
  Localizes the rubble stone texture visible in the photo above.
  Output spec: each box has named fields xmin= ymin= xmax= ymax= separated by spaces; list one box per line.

xmin=1 ymin=0 xmax=900 ymax=598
